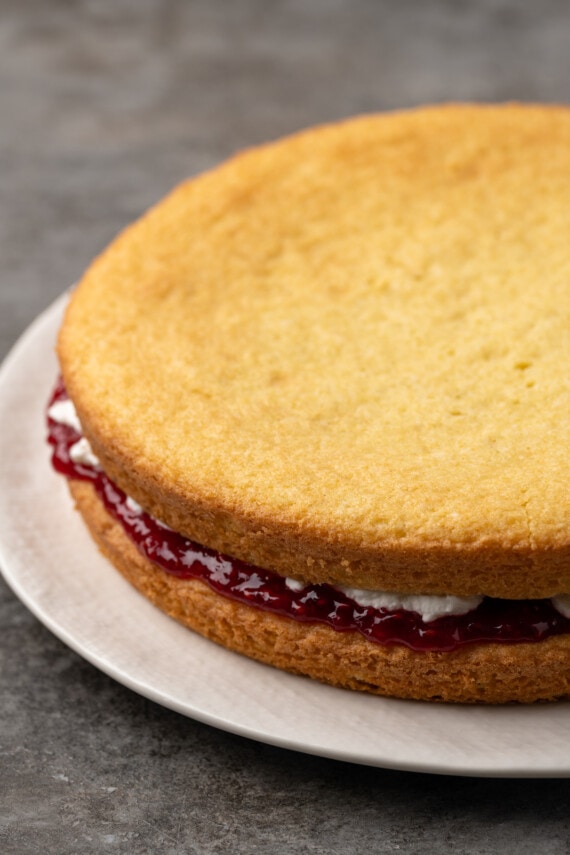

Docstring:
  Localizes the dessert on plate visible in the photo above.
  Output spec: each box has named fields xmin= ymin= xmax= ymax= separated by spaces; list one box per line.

xmin=48 ymin=104 xmax=570 ymax=703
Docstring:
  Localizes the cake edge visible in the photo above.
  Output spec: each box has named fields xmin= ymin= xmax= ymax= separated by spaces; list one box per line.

xmin=68 ymin=478 xmax=570 ymax=704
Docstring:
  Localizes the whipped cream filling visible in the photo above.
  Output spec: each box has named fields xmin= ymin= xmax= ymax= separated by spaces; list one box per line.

xmin=339 ymin=588 xmax=482 ymax=623
xmin=552 ymin=595 xmax=570 ymax=619
xmin=49 ymin=396 xmax=570 ymax=623
xmin=284 ymin=577 xmax=482 ymax=623
xmin=47 ymin=399 xmax=83 ymax=433
xmin=68 ymin=436 xmax=101 ymax=469
xmin=125 ymin=495 xmax=143 ymax=514
xmin=48 ymin=400 xmax=100 ymax=469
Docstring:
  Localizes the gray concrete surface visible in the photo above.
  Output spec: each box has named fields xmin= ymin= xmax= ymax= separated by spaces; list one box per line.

xmin=2 ymin=1 xmax=570 ymax=852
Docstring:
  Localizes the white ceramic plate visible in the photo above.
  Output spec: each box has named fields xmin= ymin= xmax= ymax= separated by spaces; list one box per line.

xmin=2 ymin=295 xmax=570 ymax=778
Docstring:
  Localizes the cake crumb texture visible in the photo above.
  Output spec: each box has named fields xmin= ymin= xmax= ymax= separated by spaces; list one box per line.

xmin=59 ymin=105 xmax=570 ymax=597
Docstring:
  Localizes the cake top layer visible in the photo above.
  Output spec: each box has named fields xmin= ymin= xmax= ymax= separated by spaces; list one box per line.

xmin=58 ymin=104 xmax=570 ymax=597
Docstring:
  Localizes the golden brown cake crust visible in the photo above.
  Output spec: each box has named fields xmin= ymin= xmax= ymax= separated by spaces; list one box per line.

xmin=59 ymin=104 xmax=570 ymax=598
xmin=68 ymin=479 xmax=570 ymax=704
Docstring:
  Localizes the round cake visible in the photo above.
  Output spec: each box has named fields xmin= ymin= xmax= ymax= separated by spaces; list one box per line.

xmin=50 ymin=104 xmax=570 ymax=702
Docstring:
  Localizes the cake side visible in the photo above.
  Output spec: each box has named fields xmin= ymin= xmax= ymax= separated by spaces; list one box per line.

xmin=68 ymin=478 xmax=570 ymax=704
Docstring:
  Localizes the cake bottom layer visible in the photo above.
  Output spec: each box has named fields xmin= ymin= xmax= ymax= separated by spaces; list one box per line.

xmin=69 ymin=479 xmax=570 ymax=704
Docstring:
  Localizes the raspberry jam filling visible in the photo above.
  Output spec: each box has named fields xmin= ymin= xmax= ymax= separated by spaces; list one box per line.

xmin=47 ymin=380 xmax=570 ymax=652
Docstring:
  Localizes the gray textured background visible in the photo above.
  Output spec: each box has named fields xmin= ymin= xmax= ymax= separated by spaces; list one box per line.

xmin=2 ymin=1 xmax=570 ymax=852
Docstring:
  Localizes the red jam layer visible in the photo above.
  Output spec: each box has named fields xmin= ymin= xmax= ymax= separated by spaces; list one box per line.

xmin=47 ymin=380 xmax=570 ymax=652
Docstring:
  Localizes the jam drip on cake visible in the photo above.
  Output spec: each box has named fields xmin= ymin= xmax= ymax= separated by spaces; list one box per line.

xmin=47 ymin=380 xmax=570 ymax=652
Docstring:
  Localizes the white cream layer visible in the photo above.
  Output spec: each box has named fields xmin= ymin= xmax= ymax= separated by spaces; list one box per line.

xmin=552 ymin=595 xmax=570 ymax=619
xmin=284 ymin=577 xmax=482 ymax=622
